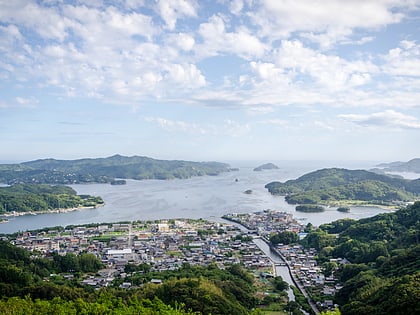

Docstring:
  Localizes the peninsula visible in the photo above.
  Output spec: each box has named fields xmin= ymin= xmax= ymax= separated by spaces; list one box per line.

xmin=0 ymin=154 xmax=232 ymax=185
xmin=0 ymin=183 xmax=103 ymax=216
xmin=265 ymin=168 xmax=420 ymax=207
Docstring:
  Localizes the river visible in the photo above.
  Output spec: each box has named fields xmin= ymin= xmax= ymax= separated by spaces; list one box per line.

xmin=252 ymin=237 xmax=296 ymax=301
xmin=0 ymin=160 xmax=392 ymax=234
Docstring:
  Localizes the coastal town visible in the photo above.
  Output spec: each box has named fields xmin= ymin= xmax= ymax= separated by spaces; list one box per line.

xmin=8 ymin=210 xmax=344 ymax=313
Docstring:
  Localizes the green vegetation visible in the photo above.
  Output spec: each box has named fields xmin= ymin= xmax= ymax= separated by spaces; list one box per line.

xmin=254 ymin=163 xmax=279 ymax=171
xmin=265 ymin=168 xmax=420 ymax=206
xmin=0 ymin=183 xmax=103 ymax=214
xmin=0 ymin=295 xmax=197 ymax=315
xmin=336 ymin=207 xmax=350 ymax=213
xmin=270 ymin=231 xmax=299 ymax=245
xmin=300 ymin=202 xmax=420 ymax=315
xmin=376 ymin=158 xmax=420 ymax=173
xmin=0 ymin=239 xmax=269 ymax=315
xmin=296 ymin=205 xmax=325 ymax=212
xmin=0 ymin=154 xmax=232 ymax=184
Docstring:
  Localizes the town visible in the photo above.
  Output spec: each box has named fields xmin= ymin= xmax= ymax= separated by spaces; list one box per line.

xmin=10 ymin=210 xmax=343 ymax=312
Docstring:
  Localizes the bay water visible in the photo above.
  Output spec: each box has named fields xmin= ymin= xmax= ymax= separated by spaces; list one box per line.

xmin=0 ymin=161 xmax=394 ymax=234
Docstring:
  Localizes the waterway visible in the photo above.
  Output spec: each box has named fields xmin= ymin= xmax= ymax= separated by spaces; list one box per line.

xmin=0 ymin=160 xmax=392 ymax=234
xmin=253 ymin=237 xmax=296 ymax=301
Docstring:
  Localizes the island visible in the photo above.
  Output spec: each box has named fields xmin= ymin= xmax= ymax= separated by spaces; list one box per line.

xmin=296 ymin=204 xmax=325 ymax=212
xmin=243 ymin=189 xmax=253 ymax=194
xmin=337 ymin=206 xmax=350 ymax=212
xmin=0 ymin=183 xmax=104 ymax=216
xmin=253 ymin=163 xmax=279 ymax=171
xmin=0 ymin=154 xmax=232 ymax=185
xmin=110 ymin=179 xmax=126 ymax=185
xmin=265 ymin=168 xmax=420 ymax=207
xmin=374 ymin=158 xmax=420 ymax=173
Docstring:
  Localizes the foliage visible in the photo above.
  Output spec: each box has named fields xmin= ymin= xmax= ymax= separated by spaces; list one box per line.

xmin=265 ymin=168 xmax=420 ymax=205
xmin=0 ymin=184 xmax=103 ymax=213
xmin=320 ymin=308 xmax=341 ymax=315
xmin=290 ymin=285 xmax=313 ymax=314
xmin=301 ymin=202 xmax=420 ymax=314
xmin=270 ymin=231 xmax=298 ymax=245
xmin=125 ymin=263 xmax=257 ymax=314
xmin=377 ymin=158 xmax=420 ymax=173
xmin=295 ymin=205 xmax=325 ymax=212
xmin=0 ymin=295 xmax=198 ymax=315
xmin=0 ymin=238 xmax=261 ymax=314
xmin=272 ymin=276 xmax=289 ymax=292
xmin=0 ymin=155 xmax=231 ymax=184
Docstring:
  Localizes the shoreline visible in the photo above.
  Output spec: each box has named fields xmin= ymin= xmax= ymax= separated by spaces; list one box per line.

xmin=0 ymin=204 xmax=104 ymax=219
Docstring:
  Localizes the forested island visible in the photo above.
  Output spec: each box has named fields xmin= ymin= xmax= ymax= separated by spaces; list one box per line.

xmin=374 ymin=158 xmax=420 ymax=173
xmin=265 ymin=168 xmax=420 ymax=207
xmin=253 ymin=163 xmax=279 ymax=171
xmin=296 ymin=204 xmax=325 ymax=212
xmin=0 ymin=183 xmax=103 ymax=215
xmin=0 ymin=154 xmax=232 ymax=185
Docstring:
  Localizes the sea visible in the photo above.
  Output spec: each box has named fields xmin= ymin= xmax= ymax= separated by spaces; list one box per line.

xmin=1 ymin=160 xmax=415 ymax=234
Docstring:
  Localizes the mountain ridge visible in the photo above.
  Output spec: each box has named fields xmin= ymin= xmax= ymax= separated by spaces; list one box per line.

xmin=0 ymin=155 xmax=232 ymax=184
xmin=265 ymin=168 xmax=420 ymax=206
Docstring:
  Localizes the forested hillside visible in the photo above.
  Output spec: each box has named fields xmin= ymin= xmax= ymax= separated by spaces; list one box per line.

xmin=375 ymin=158 xmax=420 ymax=173
xmin=301 ymin=202 xmax=420 ymax=315
xmin=265 ymin=168 xmax=420 ymax=205
xmin=0 ymin=154 xmax=232 ymax=184
xmin=0 ymin=183 xmax=103 ymax=214
xmin=0 ymin=239 xmax=264 ymax=315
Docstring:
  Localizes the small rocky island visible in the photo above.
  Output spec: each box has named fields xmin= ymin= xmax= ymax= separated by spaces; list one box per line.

xmin=110 ymin=179 xmax=126 ymax=185
xmin=253 ymin=163 xmax=279 ymax=171
xmin=337 ymin=206 xmax=350 ymax=212
xmin=296 ymin=205 xmax=325 ymax=212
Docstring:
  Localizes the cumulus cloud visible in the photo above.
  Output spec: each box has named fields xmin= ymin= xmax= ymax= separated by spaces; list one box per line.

xmin=250 ymin=0 xmax=408 ymax=46
xmin=197 ymin=14 xmax=267 ymax=59
xmin=0 ymin=0 xmax=419 ymax=113
xmin=383 ymin=40 xmax=420 ymax=76
xmin=339 ymin=110 xmax=420 ymax=129
xmin=155 ymin=0 xmax=197 ymax=30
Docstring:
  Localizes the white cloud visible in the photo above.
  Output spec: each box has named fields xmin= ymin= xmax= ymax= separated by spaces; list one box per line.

xmin=250 ymin=0 xmax=410 ymax=46
xmin=383 ymin=40 xmax=420 ymax=76
xmin=145 ymin=117 xmax=250 ymax=137
xmin=164 ymin=63 xmax=206 ymax=88
xmin=339 ymin=110 xmax=420 ymax=129
xmin=273 ymin=40 xmax=376 ymax=90
xmin=230 ymin=0 xmax=244 ymax=15
xmin=156 ymin=0 xmax=197 ymax=30
xmin=15 ymin=96 xmax=38 ymax=107
xmin=197 ymin=15 xmax=267 ymax=59
xmin=0 ymin=0 xmax=418 ymax=115
xmin=0 ymin=1 xmax=74 ymax=41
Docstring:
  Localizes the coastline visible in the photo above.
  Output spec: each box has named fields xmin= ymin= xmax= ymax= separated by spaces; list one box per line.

xmin=1 ymin=204 xmax=104 ymax=218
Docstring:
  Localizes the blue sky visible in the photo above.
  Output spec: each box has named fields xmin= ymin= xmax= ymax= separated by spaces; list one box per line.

xmin=1 ymin=0 xmax=420 ymax=163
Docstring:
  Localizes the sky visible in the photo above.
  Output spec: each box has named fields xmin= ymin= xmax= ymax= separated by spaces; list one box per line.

xmin=1 ymin=0 xmax=420 ymax=163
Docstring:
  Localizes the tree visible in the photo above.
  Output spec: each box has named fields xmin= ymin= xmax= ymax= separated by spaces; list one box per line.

xmin=270 ymin=231 xmax=298 ymax=245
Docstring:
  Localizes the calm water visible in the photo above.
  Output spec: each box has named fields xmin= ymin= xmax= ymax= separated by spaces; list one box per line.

xmin=0 ymin=161 xmax=390 ymax=234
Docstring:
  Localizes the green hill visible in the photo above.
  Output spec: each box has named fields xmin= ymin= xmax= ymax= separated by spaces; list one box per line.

xmin=0 ymin=183 xmax=104 ymax=214
xmin=0 ymin=239 xmax=259 ymax=315
xmin=301 ymin=202 xmax=420 ymax=315
xmin=265 ymin=168 xmax=420 ymax=206
xmin=0 ymin=155 xmax=232 ymax=184
xmin=376 ymin=158 xmax=420 ymax=173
